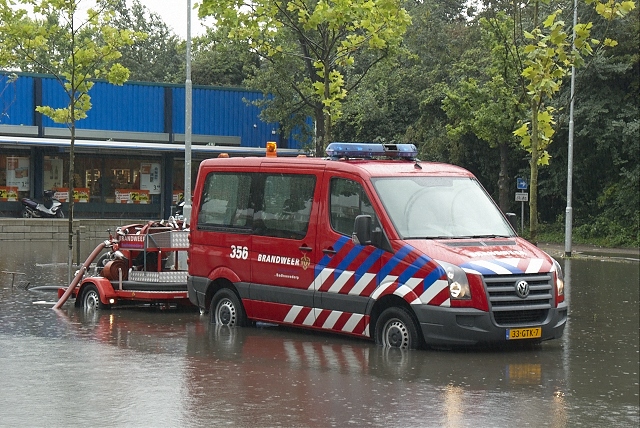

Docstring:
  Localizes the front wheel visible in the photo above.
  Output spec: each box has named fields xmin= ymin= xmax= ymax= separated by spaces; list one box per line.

xmin=82 ymin=285 xmax=106 ymax=311
xmin=209 ymin=288 xmax=248 ymax=327
xmin=375 ymin=306 xmax=422 ymax=350
xmin=55 ymin=209 xmax=64 ymax=218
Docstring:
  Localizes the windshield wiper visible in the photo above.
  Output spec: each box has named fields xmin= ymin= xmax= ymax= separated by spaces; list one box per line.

xmin=408 ymin=236 xmax=457 ymax=240
xmin=407 ymin=234 xmax=513 ymax=240
xmin=468 ymin=234 xmax=513 ymax=239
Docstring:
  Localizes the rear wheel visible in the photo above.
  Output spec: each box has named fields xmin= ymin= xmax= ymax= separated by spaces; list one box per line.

xmin=210 ymin=288 xmax=247 ymax=327
xmin=22 ymin=209 xmax=32 ymax=218
xmin=375 ymin=306 xmax=422 ymax=350
xmin=82 ymin=285 xmax=106 ymax=310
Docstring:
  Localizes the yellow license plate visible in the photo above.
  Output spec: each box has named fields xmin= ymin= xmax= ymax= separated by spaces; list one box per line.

xmin=506 ymin=327 xmax=542 ymax=340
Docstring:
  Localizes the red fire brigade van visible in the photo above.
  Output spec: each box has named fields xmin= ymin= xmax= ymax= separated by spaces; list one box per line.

xmin=187 ymin=143 xmax=567 ymax=349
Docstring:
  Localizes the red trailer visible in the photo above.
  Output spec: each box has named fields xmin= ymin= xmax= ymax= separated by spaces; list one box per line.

xmin=56 ymin=221 xmax=192 ymax=310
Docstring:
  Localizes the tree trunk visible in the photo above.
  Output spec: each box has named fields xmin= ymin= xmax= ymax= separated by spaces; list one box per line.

xmin=67 ymin=123 xmax=75 ymax=280
xmin=498 ymin=142 xmax=509 ymax=212
xmin=529 ymin=101 xmax=539 ymax=245
xmin=314 ymin=103 xmax=325 ymax=157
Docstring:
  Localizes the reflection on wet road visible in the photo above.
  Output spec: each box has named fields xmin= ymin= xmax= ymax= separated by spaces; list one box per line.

xmin=0 ymin=241 xmax=638 ymax=427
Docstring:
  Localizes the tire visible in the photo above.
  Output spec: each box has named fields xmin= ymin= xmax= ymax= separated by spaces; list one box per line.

xmin=82 ymin=285 xmax=106 ymax=311
xmin=375 ymin=306 xmax=422 ymax=350
xmin=22 ymin=209 xmax=33 ymax=218
xmin=55 ymin=209 xmax=64 ymax=218
xmin=209 ymin=288 xmax=248 ymax=327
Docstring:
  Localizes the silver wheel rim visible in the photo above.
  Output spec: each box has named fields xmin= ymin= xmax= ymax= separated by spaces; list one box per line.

xmin=382 ymin=319 xmax=410 ymax=349
xmin=215 ymin=298 xmax=237 ymax=326
xmin=84 ymin=290 xmax=100 ymax=311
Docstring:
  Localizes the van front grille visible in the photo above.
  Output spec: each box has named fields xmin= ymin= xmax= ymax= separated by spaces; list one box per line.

xmin=484 ymin=274 xmax=553 ymax=327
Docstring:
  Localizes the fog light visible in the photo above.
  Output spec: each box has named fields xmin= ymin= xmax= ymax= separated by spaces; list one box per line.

xmin=109 ymin=298 xmax=115 ymax=304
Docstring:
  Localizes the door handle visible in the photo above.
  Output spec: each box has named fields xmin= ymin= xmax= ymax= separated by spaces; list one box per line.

xmin=322 ymin=248 xmax=337 ymax=255
xmin=299 ymin=245 xmax=312 ymax=252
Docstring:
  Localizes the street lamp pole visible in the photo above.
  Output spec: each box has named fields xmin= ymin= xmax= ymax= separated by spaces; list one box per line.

xmin=184 ymin=0 xmax=193 ymax=225
xmin=564 ymin=0 xmax=578 ymax=257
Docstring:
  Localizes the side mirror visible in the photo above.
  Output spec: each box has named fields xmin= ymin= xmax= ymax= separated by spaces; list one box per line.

xmin=505 ymin=212 xmax=517 ymax=230
xmin=352 ymin=215 xmax=372 ymax=246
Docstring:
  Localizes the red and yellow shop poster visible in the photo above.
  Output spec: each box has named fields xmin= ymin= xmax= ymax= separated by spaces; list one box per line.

xmin=139 ymin=163 xmax=161 ymax=194
xmin=53 ymin=188 xmax=90 ymax=203
xmin=6 ymin=157 xmax=29 ymax=191
xmin=115 ymin=189 xmax=150 ymax=204
xmin=44 ymin=159 xmax=63 ymax=190
xmin=0 ymin=186 xmax=19 ymax=201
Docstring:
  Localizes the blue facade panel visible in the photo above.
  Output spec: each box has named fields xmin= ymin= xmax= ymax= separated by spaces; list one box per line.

xmin=0 ymin=74 xmax=34 ymax=126
xmin=41 ymin=78 xmax=164 ymax=132
xmin=86 ymin=81 xmax=165 ymax=132
xmin=172 ymin=86 xmax=279 ymax=148
xmin=2 ymin=71 xmax=305 ymax=149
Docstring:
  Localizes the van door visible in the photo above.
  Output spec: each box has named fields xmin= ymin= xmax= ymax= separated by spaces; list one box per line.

xmin=190 ymin=170 xmax=254 ymax=292
xmin=312 ymin=174 xmax=383 ymax=336
xmin=248 ymin=168 xmax=323 ymax=326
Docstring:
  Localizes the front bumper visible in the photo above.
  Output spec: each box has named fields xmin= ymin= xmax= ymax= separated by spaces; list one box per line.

xmin=413 ymin=302 xmax=568 ymax=346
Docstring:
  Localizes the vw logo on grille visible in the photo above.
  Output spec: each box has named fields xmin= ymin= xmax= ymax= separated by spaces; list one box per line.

xmin=515 ymin=280 xmax=530 ymax=299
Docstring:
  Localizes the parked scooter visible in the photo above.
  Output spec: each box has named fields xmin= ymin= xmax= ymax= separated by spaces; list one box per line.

xmin=21 ymin=190 xmax=64 ymax=218
xmin=174 ymin=194 xmax=185 ymax=220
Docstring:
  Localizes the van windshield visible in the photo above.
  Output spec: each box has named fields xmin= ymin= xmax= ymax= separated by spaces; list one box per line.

xmin=371 ymin=177 xmax=515 ymax=239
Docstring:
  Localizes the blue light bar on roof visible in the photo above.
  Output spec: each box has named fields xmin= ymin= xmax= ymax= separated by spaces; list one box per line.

xmin=326 ymin=142 xmax=418 ymax=159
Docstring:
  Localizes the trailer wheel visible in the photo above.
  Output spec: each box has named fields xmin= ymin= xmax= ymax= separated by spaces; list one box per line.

xmin=375 ymin=306 xmax=421 ymax=350
xmin=210 ymin=289 xmax=247 ymax=327
xmin=82 ymin=285 xmax=106 ymax=311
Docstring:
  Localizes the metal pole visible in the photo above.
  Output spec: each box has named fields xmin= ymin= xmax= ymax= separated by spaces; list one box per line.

xmin=564 ymin=0 xmax=578 ymax=257
xmin=76 ymin=228 xmax=81 ymax=266
xmin=183 ymin=0 xmax=193 ymax=225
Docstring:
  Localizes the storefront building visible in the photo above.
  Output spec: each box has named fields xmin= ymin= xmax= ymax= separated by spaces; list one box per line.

xmin=0 ymin=72 xmax=304 ymax=218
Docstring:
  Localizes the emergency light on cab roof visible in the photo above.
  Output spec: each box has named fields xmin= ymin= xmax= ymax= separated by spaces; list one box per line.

xmin=326 ymin=142 xmax=418 ymax=160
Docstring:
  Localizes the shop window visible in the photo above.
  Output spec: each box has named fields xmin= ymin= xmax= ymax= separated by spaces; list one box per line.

xmin=0 ymin=153 xmax=31 ymax=201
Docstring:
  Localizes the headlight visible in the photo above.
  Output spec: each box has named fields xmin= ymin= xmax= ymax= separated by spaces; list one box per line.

xmin=553 ymin=259 xmax=564 ymax=296
xmin=437 ymin=260 xmax=471 ymax=299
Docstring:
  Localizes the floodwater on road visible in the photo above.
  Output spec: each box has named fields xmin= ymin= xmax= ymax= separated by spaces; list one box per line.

xmin=0 ymin=241 xmax=638 ymax=427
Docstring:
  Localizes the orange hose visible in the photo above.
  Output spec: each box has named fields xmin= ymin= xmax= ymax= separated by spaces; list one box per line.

xmin=52 ymin=241 xmax=108 ymax=309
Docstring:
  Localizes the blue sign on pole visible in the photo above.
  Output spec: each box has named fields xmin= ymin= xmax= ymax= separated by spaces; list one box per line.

xmin=517 ymin=178 xmax=528 ymax=190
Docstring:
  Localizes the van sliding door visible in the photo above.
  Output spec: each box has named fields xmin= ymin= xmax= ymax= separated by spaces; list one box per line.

xmin=248 ymin=169 xmax=322 ymax=326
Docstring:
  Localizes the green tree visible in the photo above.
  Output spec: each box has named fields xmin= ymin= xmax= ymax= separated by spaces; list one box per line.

xmin=540 ymin=8 xmax=639 ymax=245
xmin=198 ymin=0 xmax=412 ymax=156
xmin=0 ymin=0 xmax=141 ymax=269
xmin=442 ymin=13 xmax=527 ymax=212
xmin=513 ymin=0 xmax=635 ymax=243
xmin=167 ymin=26 xmax=260 ymax=86
xmin=98 ymin=0 xmax=182 ymax=83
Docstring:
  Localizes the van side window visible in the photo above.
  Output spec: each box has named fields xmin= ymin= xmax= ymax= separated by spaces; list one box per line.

xmin=330 ymin=178 xmax=376 ymax=236
xmin=254 ymin=174 xmax=316 ymax=239
xmin=198 ymin=172 xmax=252 ymax=229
